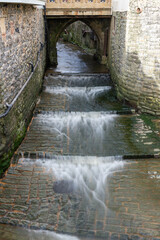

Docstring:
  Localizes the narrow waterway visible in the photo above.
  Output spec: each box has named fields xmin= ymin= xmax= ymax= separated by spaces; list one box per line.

xmin=0 ymin=41 xmax=160 ymax=240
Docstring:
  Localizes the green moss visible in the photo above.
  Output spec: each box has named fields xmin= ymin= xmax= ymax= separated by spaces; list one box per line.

xmin=140 ymin=114 xmax=157 ymax=132
xmin=0 ymin=125 xmax=26 ymax=177
xmin=96 ymin=89 xmax=116 ymax=102
xmin=0 ymin=46 xmax=46 ymax=178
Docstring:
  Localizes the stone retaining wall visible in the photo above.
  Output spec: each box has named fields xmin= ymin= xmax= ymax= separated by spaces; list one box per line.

xmin=108 ymin=0 xmax=160 ymax=115
xmin=64 ymin=21 xmax=97 ymax=55
xmin=0 ymin=4 xmax=46 ymax=174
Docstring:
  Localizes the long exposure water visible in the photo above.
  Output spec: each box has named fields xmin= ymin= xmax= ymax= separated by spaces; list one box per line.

xmin=0 ymin=41 xmax=160 ymax=239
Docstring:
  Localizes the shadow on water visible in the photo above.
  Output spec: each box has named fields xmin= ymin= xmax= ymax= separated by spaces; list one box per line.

xmin=47 ymin=41 xmax=108 ymax=74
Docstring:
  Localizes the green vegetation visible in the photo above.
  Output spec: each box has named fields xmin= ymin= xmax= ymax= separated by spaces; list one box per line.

xmin=0 ymin=126 xmax=26 ymax=177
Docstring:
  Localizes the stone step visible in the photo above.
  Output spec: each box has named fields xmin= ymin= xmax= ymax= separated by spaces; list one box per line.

xmin=36 ymin=85 xmax=131 ymax=113
xmin=18 ymin=112 xmax=160 ymax=157
xmin=13 ymin=151 xmax=160 ymax=163
xmin=44 ymin=73 xmax=112 ymax=87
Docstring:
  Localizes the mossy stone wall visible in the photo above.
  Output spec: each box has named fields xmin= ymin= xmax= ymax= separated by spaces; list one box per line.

xmin=0 ymin=4 xmax=46 ymax=174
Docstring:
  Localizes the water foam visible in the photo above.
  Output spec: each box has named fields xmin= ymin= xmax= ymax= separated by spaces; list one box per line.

xmin=29 ymin=229 xmax=80 ymax=240
xmin=44 ymin=74 xmax=111 ymax=87
xmin=37 ymin=112 xmax=117 ymax=154
xmin=44 ymin=86 xmax=111 ymax=100
xmin=38 ymin=112 xmax=116 ymax=148
xmin=38 ymin=111 xmax=116 ymax=129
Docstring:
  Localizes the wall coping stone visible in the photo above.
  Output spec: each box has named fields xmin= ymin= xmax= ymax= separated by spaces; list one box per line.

xmin=0 ymin=0 xmax=46 ymax=5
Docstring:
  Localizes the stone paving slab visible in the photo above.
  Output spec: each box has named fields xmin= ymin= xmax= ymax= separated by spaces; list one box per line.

xmin=0 ymin=156 xmax=160 ymax=239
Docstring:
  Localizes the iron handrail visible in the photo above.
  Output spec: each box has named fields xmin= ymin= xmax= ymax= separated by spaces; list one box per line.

xmin=0 ymin=43 xmax=45 ymax=120
xmin=0 ymin=5 xmax=48 ymax=120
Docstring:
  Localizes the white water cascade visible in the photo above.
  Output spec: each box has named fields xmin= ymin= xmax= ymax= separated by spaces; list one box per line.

xmin=24 ymin=156 xmax=125 ymax=210
xmin=44 ymin=86 xmax=112 ymax=100
xmin=28 ymin=229 xmax=80 ymax=240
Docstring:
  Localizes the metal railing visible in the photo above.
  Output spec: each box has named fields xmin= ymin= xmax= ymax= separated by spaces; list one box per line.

xmin=0 ymin=43 xmax=45 ymax=119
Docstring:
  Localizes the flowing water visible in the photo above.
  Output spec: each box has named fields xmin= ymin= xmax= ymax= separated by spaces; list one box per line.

xmin=0 ymin=41 xmax=160 ymax=239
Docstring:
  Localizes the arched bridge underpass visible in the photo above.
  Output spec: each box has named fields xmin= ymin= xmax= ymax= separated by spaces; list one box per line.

xmin=46 ymin=0 xmax=112 ymax=65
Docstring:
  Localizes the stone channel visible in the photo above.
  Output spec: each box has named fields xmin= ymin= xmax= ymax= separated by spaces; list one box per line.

xmin=0 ymin=42 xmax=160 ymax=240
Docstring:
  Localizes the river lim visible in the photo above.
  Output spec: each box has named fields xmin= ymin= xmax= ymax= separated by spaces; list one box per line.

xmin=0 ymin=42 xmax=160 ymax=240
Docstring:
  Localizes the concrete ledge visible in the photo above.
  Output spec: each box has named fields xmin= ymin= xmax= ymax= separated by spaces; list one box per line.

xmin=13 ymin=151 xmax=160 ymax=162
xmin=0 ymin=0 xmax=46 ymax=5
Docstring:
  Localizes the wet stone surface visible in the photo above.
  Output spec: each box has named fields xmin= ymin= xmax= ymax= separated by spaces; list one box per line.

xmin=18 ymin=111 xmax=160 ymax=156
xmin=0 ymin=157 xmax=160 ymax=239
xmin=50 ymin=41 xmax=108 ymax=74
xmin=0 ymin=41 xmax=160 ymax=239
